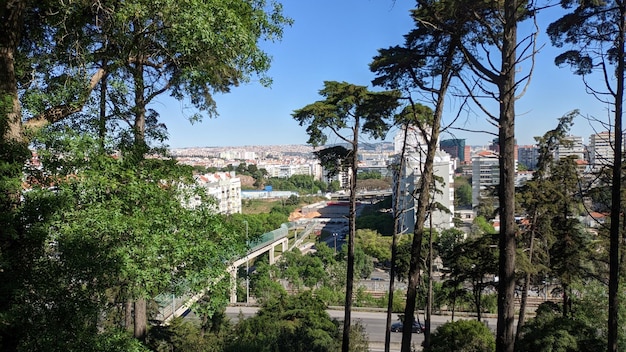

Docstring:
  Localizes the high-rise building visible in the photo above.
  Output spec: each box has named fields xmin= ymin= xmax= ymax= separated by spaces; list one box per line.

xmin=441 ymin=138 xmax=467 ymax=163
xmin=556 ymin=135 xmax=585 ymax=161
xmin=518 ymin=145 xmax=539 ymax=170
xmin=392 ymin=126 xmax=455 ymax=232
xmin=472 ymin=150 xmax=500 ymax=209
xmin=589 ymin=131 xmax=624 ymax=167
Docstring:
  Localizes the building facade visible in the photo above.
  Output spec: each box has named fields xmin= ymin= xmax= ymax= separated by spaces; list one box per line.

xmin=471 ymin=150 xmax=500 ymax=209
xmin=556 ymin=135 xmax=586 ymax=162
xmin=392 ymin=126 xmax=455 ymax=232
xmin=194 ymin=171 xmax=242 ymax=214
xmin=517 ymin=144 xmax=539 ymax=170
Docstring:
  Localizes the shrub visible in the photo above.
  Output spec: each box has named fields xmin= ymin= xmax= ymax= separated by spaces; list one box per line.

xmin=424 ymin=319 xmax=495 ymax=352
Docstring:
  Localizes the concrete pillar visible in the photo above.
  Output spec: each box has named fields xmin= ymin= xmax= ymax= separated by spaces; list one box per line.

xmin=269 ymin=245 xmax=275 ymax=264
xmin=229 ymin=266 xmax=237 ymax=303
xmin=281 ymin=238 xmax=288 ymax=252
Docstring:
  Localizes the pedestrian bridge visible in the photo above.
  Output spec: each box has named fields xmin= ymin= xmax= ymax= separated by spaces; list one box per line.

xmin=156 ymin=220 xmax=317 ymax=323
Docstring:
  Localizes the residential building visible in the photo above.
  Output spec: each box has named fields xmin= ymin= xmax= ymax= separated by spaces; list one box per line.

xmin=472 ymin=150 xmax=501 ymax=209
xmin=589 ymin=131 xmax=624 ymax=168
xmin=194 ymin=171 xmax=242 ymax=214
xmin=392 ymin=126 xmax=455 ymax=232
xmin=517 ymin=144 xmax=539 ymax=170
xmin=556 ymin=135 xmax=585 ymax=162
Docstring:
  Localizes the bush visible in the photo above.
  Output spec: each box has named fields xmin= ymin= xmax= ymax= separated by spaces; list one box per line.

xmin=424 ymin=319 xmax=495 ymax=352
xmin=515 ymin=301 xmax=604 ymax=352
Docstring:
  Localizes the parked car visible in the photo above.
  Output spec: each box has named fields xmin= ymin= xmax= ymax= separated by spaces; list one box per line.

xmin=390 ymin=320 xmax=425 ymax=333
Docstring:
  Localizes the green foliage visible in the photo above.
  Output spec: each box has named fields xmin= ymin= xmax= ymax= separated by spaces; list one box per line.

xmin=292 ymin=81 xmax=401 ymax=148
xmin=356 ymin=211 xmax=394 ymax=237
xmin=10 ymin=130 xmax=244 ymax=349
xmin=357 ymin=170 xmax=383 ymax=180
xmin=454 ymin=177 xmax=473 ymax=208
xmin=425 ymin=319 xmax=495 ymax=352
xmin=354 ymin=229 xmax=392 ymax=263
xmin=472 ymin=216 xmax=497 ymax=235
xmin=340 ymin=321 xmax=370 ymax=352
xmin=147 ymin=317 xmax=224 ymax=352
xmin=94 ymin=330 xmax=152 ymax=352
xmin=266 ymin=174 xmax=327 ymax=194
xmin=442 ymin=232 xmax=498 ymax=320
xmin=328 ymin=180 xmax=342 ymax=192
xmin=225 ymin=291 xmax=339 ymax=352
xmin=516 ymin=301 xmax=604 ymax=352
xmin=338 ymin=243 xmax=374 ymax=279
xmin=249 ymin=258 xmax=287 ymax=305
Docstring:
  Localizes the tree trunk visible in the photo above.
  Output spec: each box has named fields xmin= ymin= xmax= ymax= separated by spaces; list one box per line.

xmin=0 ymin=0 xmax=25 ymax=144
xmin=495 ymin=2 xmax=518 ymax=352
xmin=341 ymin=119 xmax=360 ymax=352
xmin=134 ymin=298 xmax=146 ymax=341
xmin=475 ymin=284 xmax=483 ymax=322
xmin=385 ymin=122 xmax=410 ymax=352
xmin=562 ymin=283 xmax=570 ymax=317
xmin=125 ymin=299 xmax=133 ymax=332
xmin=401 ymin=133 xmax=437 ymax=352
xmin=425 ymin=226 xmax=433 ymax=348
xmin=608 ymin=6 xmax=625 ymax=352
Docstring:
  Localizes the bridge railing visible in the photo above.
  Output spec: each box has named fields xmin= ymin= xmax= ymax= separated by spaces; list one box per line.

xmin=157 ymin=220 xmax=307 ymax=322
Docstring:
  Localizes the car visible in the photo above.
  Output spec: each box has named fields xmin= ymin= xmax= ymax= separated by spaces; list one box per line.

xmin=390 ymin=320 xmax=425 ymax=333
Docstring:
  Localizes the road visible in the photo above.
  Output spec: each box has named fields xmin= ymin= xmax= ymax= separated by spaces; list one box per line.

xmin=224 ymin=306 xmax=497 ymax=352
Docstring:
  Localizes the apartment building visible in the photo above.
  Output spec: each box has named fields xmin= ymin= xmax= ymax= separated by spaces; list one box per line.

xmin=193 ymin=171 xmax=242 ymax=214
xmin=517 ymin=144 xmax=539 ymax=170
xmin=589 ymin=131 xmax=623 ymax=168
xmin=472 ymin=150 xmax=501 ymax=209
xmin=556 ymin=135 xmax=586 ymax=162
xmin=392 ymin=126 xmax=455 ymax=232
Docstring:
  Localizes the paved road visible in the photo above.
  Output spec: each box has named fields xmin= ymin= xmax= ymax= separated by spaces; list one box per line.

xmin=225 ymin=306 xmax=497 ymax=352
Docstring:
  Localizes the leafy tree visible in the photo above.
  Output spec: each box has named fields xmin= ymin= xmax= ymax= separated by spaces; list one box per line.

xmin=514 ymin=112 xmax=577 ymax=336
xmin=356 ymin=212 xmax=394 ymax=237
xmin=407 ymin=2 xmax=537 ymax=350
xmin=355 ymin=229 xmax=393 ymax=264
xmin=1 ymin=0 xmax=291 ymax=347
xmin=424 ymin=319 xmax=495 ymax=352
xmin=370 ymin=0 xmax=468 ymax=346
xmin=225 ymin=291 xmax=340 ymax=352
xmin=548 ymin=2 xmax=626 ymax=349
xmin=249 ymin=257 xmax=286 ymax=305
xmin=292 ymin=80 xmax=400 ymax=352
xmin=328 ymin=180 xmax=342 ymax=193
xmin=444 ymin=233 xmax=499 ymax=322
xmin=516 ymin=301 xmax=604 ymax=352
xmin=358 ymin=170 xmax=383 ymax=180
xmin=454 ymin=177 xmax=473 ymax=208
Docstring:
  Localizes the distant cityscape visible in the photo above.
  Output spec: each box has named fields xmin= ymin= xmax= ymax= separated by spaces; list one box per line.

xmin=173 ymin=129 xmax=617 ymax=234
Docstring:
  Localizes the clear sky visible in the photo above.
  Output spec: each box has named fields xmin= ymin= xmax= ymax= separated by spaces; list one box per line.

xmin=159 ymin=1 xmax=613 ymax=149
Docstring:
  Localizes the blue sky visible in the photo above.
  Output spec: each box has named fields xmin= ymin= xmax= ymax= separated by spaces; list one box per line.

xmin=159 ymin=1 xmax=612 ymax=149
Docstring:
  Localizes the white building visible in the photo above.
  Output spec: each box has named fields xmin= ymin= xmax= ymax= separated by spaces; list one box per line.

xmin=556 ymin=135 xmax=585 ymax=162
xmin=589 ymin=131 xmax=624 ymax=168
xmin=392 ymin=126 xmax=455 ymax=233
xmin=194 ymin=171 xmax=242 ymax=214
xmin=471 ymin=150 xmax=500 ymax=209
